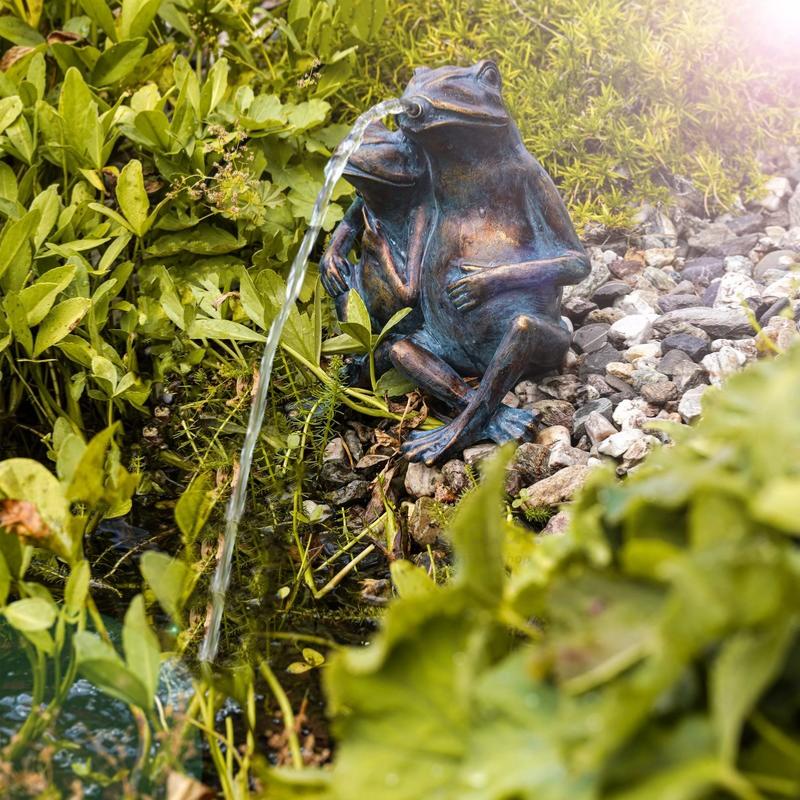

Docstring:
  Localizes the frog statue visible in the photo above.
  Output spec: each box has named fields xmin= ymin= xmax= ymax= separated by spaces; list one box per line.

xmin=322 ymin=61 xmax=590 ymax=465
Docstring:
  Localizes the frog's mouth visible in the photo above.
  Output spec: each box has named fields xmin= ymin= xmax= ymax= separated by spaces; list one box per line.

xmin=343 ymin=163 xmax=417 ymax=188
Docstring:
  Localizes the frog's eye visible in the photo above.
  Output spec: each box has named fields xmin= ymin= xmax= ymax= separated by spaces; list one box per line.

xmin=478 ymin=64 xmax=501 ymax=88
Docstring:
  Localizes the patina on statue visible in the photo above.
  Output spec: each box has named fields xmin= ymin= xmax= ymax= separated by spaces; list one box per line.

xmin=321 ymin=61 xmax=590 ymax=465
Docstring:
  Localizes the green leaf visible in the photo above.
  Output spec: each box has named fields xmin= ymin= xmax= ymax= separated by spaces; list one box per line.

xmin=74 ymin=631 xmax=151 ymax=709
xmin=120 ymin=0 xmax=162 ymax=40
xmin=140 ymin=551 xmax=190 ymax=624
xmin=0 ymin=458 xmax=69 ymax=532
xmin=4 ymin=597 xmax=57 ymax=632
xmin=375 ymin=368 xmax=415 ymax=398
xmin=132 ymin=108 xmax=171 ymax=152
xmin=33 ymin=297 xmax=92 ymax=356
xmin=750 ymin=478 xmax=800 ymax=534
xmin=0 ymin=209 xmax=37 ymax=286
xmin=29 ymin=185 xmax=60 ymax=251
xmin=116 ymin=159 xmax=150 ymax=237
xmin=710 ymin=617 xmax=796 ymax=762
xmin=77 ymin=0 xmax=118 ymax=40
xmin=3 ymin=292 xmax=33 ymax=355
xmin=19 ymin=264 xmax=77 ymax=326
xmin=200 ymin=57 xmax=229 ymax=116
xmin=91 ymin=38 xmax=148 ymax=86
xmin=146 ymin=226 xmax=243 ymax=256
xmin=375 ymin=307 xmax=412 ymax=347
xmin=0 ymin=16 xmax=45 ymax=46
xmin=65 ymin=560 xmax=90 ymax=616
xmin=175 ymin=474 xmax=216 ymax=547
xmin=187 ymin=318 xmax=266 ymax=343
xmin=123 ymin=594 xmax=160 ymax=700
xmin=59 ymin=68 xmax=102 ymax=169
xmin=449 ymin=445 xmax=513 ymax=604
xmin=339 ymin=290 xmax=371 ymax=349
xmin=0 ymin=96 xmax=23 ymax=136
xmin=0 ymin=551 xmax=10 ymax=606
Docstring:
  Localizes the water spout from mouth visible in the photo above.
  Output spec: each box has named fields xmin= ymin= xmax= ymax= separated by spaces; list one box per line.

xmin=199 ymin=97 xmax=411 ymax=664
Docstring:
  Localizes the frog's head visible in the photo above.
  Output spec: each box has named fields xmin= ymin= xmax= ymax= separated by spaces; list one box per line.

xmin=343 ymin=121 xmax=424 ymax=192
xmin=398 ymin=60 xmax=509 ymax=137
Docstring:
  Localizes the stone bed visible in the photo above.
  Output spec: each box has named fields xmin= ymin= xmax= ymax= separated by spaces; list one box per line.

xmin=315 ymin=158 xmax=800 ymax=553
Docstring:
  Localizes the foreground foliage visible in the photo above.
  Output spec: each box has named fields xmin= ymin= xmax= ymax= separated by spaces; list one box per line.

xmin=269 ymin=345 xmax=800 ymax=799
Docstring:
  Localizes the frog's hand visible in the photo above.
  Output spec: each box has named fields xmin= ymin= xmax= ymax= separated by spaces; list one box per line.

xmin=321 ymin=198 xmax=364 ymax=297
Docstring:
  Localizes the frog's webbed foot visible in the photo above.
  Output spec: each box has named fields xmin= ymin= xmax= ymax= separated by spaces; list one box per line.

xmin=401 ymin=424 xmax=472 ymax=466
xmin=485 ymin=406 xmax=538 ymax=444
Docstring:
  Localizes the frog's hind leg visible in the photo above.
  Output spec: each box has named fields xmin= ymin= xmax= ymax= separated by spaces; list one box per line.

xmin=389 ymin=336 xmax=538 ymax=451
xmin=396 ymin=315 xmax=569 ymax=465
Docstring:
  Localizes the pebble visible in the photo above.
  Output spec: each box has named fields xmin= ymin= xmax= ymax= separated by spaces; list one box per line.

xmin=548 ymin=441 xmax=590 ymax=470
xmin=724 ymin=255 xmax=753 ymax=275
xmin=518 ymin=465 xmax=592 ymax=510
xmin=541 ymin=511 xmax=571 ymax=536
xmin=754 ymin=250 xmax=798 ymax=280
xmin=572 ymin=398 xmax=614 ymax=436
xmin=612 ymin=399 xmax=648 ymax=430
xmin=572 ymin=322 xmax=610 ymax=354
xmin=640 ymin=381 xmax=678 ymax=405
xmin=536 ymin=425 xmax=571 ymax=447
xmin=713 ymin=272 xmax=761 ymax=309
xmin=585 ymin=411 xmax=618 ymax=445
xmin=510 ymin=443 xmax=551 ymax=484
xmin=624 ymin=342 xmax=662 ymax=362
xmin=644 ymin=247 xmax=676 ymax=268
xmin=531 ymin=399 xmax=575 ymax=427
xmin=653 ymin=307 xmax=753 ymax=339
xmin=757 ymin=176 xmax=792 ymax=211
xmin=404 ymin=462 xmax=443 ymax=498
xmin=701 ymin=346 xmax=747 ymax=386
xmin=661 ymin=332 xmax=709 ymax=362
xmin=442 ymin=459 xmax=470 ymax=494
xmin=408 ymin=497 xmax=442 ymax=546
xmin=617 ymin=289 xmax=659 ymax=316
xmin=608 ymin=314 xmax=653 ymax=347
xmin=597 ymin=429 xmax=646 ymax=458
xmin=681 ymin=256 xmax=725 ymax=287
xmin=463 ymin=443 xmax=498 ymax=467
xmin=678 ymin=385 xmax=707 ymax=422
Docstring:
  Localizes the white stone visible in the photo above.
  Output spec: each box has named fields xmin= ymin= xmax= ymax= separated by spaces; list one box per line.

xmin=701 ymin=346 xmax=746 ymax=387
xmin=404 ymin=461 xmax=443 ymax=497
xmin=609 ymin=314 xmax=654 ymax=347
xmin=612 ymin=398 xmax=648 ymax=430
xmin=597 ymin=429 xmax=646 ymax=458
xmin=548 ymin=441 xmax=590 ymax=470
xmin=617 ymin=289 xmax=658 ymax=316
xmin=724 ymin=255 xmax=752 ymax=276
xmin=678 ymin=385 xmax=707 ymax=422
xmin=713 ymin=272 xmax=760 ymax=309
xmin=757 ymin=176 xmax=792 ymax=211
xmin=644 ymin=247 xmax=677 ymax=268
xmin=764 ymin=273 xmax=800 ymax=300
xmin=787 ymin=184 xmax=800 ymax=227
xmin=624 ymin=342 xmax=662 ymax=362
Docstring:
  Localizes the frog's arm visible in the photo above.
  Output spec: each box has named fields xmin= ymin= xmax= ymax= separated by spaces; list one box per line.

xmin=328 ymin=196 xmax=365 ymax=256
xmin=366 ymin=203 xmax=430 ymax=306
xmin=476 ymin=166 xmax=590 ymax=290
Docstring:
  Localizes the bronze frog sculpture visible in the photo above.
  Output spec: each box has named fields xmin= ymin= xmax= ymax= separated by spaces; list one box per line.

xmin=320 ymin=121 xmax=429 ymax=336
xmin=323 ymin=61 xmax=590 ymax=464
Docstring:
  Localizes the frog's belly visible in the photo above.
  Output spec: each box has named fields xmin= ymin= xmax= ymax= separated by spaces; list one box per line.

xmin=358 ymin=249 xmax=422 ymax=334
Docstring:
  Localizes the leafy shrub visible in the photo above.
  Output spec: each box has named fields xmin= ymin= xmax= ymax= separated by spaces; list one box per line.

xmin=346 ymin=0 xmax=800 ymax=228
xmin=268 ymin=345 xmax=800 ymax=799
xmin=0 ymin=0 xmax=384 ymax=444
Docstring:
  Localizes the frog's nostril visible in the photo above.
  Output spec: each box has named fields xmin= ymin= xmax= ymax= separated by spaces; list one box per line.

xmin=403 ymin=99 xmax=424 ymax=119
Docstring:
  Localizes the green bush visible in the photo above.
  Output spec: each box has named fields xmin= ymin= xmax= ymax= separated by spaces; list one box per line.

xmin=268 ymin=345 xmax=800 ymax=799
xmin=346 ymin=0 xmax=800 ymax=228
xmin=0 ymin=0 xmax=385 ymax=445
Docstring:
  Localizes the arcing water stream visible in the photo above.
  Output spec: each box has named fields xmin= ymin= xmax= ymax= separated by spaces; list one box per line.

xmin=199 ymin=98 xmax=413 ymax=663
